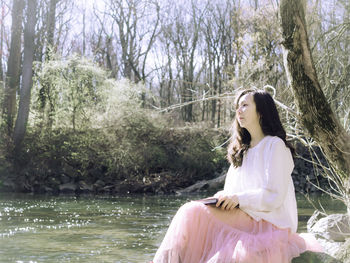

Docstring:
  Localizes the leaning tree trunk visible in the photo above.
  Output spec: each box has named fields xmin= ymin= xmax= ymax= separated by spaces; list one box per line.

xmin=280 ymin=0 xmax=350 ymax=209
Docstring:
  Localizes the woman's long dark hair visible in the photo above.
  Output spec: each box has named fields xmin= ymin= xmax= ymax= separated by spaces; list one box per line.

xmin=227 ymin=89 xmax=294 ymax=167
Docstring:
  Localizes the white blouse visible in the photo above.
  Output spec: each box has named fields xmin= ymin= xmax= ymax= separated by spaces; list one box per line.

xmin=223 ymin=135 xmax=298 ymax=233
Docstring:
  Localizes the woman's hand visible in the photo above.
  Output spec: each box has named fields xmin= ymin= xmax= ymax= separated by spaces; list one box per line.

xmin=214 ymin=191 xmax=239 ymax=211
xmin=213 ymin=190 xmax=224 ymax=198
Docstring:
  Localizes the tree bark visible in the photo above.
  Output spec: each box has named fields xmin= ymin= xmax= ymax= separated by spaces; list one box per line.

xmin=280 ymin=1 xmax=350 ymax=185
xmin=3 ymin=0 xmax=25 ymax=135
xmin=45 ymin=0 xmax=58 ymax=59
xmin=13 ymin=0 xmax=38 ymax=151
xmin=0 ymin=0 xmax=5 ymax=82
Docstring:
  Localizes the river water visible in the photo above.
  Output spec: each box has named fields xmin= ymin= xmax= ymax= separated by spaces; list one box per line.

xmin=0 ymin=192 xmax=346 ymax=263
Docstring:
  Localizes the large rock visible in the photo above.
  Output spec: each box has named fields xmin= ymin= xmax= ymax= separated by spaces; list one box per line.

xmin=337 ymin=238 xmax=350 ymax=263
xmin=308 ymin=212 xmax=350 ymax=242
xmin=292 ymin=251 xmax=341 ymax=263
xmin=316 ymin=238 xmax=344 ymax=258
xmin=308 ymin=211 xmax=350 ymax=259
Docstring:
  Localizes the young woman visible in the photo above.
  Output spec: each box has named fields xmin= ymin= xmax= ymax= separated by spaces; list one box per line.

xmin=153 ymin=89 xmax=322 ymax=263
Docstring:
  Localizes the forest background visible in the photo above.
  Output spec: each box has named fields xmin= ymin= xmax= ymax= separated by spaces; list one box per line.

xmin=0 ymin=0 xmax=349 ymax=198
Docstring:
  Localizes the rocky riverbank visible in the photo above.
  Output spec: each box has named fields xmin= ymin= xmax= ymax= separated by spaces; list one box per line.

xmin=0 ymin=126 xmax=227 ymax=195
xmin=0 ymin=124 xmax=333 ymax=196
xmin=1 ymin=143 xmax=332 ymax=197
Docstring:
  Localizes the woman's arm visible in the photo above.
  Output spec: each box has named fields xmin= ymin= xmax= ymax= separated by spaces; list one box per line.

xmin=235 ymin=138 xmax=294 ymax=212
xmin=213 ymin=165 xmax=238 ymax=210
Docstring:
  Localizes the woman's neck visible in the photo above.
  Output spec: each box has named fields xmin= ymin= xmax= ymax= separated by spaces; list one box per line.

xmin=248 ymin=127 xmax=265 ymax=148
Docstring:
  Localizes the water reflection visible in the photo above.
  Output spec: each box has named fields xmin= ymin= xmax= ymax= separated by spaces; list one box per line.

xmin=0 ymin=193 xmax=346 ymax=262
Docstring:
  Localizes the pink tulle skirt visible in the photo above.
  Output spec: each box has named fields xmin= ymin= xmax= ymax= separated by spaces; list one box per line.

xmin=153 ymin=201 xmax=323 ymax=263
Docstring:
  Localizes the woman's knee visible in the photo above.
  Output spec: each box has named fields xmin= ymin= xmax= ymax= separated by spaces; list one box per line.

xmin=178 ymin=201 xmax=206 ymax=217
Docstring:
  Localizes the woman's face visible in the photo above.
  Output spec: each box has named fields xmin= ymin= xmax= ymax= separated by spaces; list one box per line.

xmin=236 ymin=93 xmax=260 ymax=130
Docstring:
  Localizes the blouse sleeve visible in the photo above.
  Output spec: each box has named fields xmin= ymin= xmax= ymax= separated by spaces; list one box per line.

xmin=235 ymin=138 xmax=294 ymax=212
xmin=223 ymin=164 xmax=235 ymax=192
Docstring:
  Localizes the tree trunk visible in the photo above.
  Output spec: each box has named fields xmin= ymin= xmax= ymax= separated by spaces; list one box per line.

xmin=3 ymin=0 xmax=25 ymax=135
xmin=82 ymin=4 xmax=86 ymax=56
xmin=280 ymin=0 xmax=350 ymax=200
xmin=13 ymin=0 xmax=38 ymax=151
xmin=45 ymin=0 xmax=57 ymax=59
xmin=0 ymin=0 xmax=4 ymax=82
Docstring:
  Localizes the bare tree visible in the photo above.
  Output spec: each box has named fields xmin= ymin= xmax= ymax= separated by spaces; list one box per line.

xmin=202 ymin=0 xmax=235 ymax=127
xmin=154 ymin=36 xmax=175 ymax=108
xmin=90 ymin=8 xmax=118 ymax=77
xmin=161 ymin=1 xmax=206 ymax=121
xmin=13 ymin=0 xmax=38 ymax=151
xmin=2 ymin=0 xmax=25 ymax=135
xmin=51 ymin=1 xmax=73 ymax=57
xmin=103 ymin=0 xmax=160 ymax=83
xmin=33 ymin=0 xmax=58 ymax=62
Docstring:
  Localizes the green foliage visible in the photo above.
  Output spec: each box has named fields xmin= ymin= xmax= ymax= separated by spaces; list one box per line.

xmin=32 ymin=55 xmax=110 ymax=130
xmin=7 ymin=57 xmax=228 ymax=192
xmin=15 ymin=115 xmax=227 ymax=191
xmin=31 ymin=55 xmax=148 ymax=131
